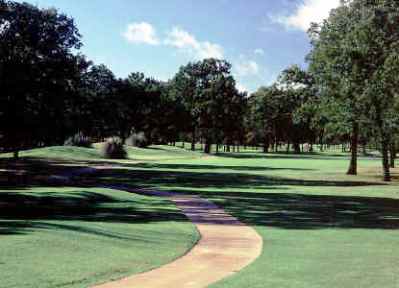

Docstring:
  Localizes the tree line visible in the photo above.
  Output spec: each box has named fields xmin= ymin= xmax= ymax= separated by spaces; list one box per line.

xmin=0 ymin=1 xmax=246 ymax=157
xmin=1 ymin=0 xmax=398 ymax=181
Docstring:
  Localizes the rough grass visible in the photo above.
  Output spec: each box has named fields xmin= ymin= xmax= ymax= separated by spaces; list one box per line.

xmin=0 ymin=187 xmax=199 ymax=288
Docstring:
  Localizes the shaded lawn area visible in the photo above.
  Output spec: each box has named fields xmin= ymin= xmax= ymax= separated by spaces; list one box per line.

xmin=90 ymin=151 xmax=399 ymax=288
xmin=0 ymin=186 xmax=199 ymax=288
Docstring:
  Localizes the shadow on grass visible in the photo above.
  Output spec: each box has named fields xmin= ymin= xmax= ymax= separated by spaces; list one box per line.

xmin=1 ymin=155 xmax=396 ymax=238
xmin=0 ymin=157 xmax=120 ymax=188
xmin=94 ymin=167 xmax=384 ymax=190
xmin=196 ymin=190 xmax=399 ymax=230
xmin=217 ymin=151 xmax=379 ymax=161
xmin=0 ymin=190 xmax=186 ymax=236
xmin=132 ymin=163 xmax=315 ymax=172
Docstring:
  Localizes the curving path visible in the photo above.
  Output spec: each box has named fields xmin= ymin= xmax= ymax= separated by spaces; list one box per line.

xmin=60 ymin=165 xmax=262 ymax=288
xmin=92 ymin=188 xmax=263 ymax=288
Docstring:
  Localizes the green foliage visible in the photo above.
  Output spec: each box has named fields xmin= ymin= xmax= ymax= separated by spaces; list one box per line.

xmin=249 ymin=67 xmax=318 ymax=153
xmin=171 ymin=58 xmax=247 ymax=152
xmin=0 ymin=1 xmax=84 ymax=153
xmin=308 ymin=0 xmax=399 ymax=180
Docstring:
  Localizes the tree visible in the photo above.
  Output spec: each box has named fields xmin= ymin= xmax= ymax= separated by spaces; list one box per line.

xmin=79 ymin=64 xmax=117 ymax=139
xmin=0 ymin=1 xmax=82 ymax=158
xmin=171 ymin=58 xmax=242 ymax=154
xmin=278 ymin=65 xmax=319 ymax=153
xmin=309 ymin=0 xmax=399 ymax=181
xmin=170 ymin=63 xmax=200 ymax=150
xmin=308 ymin=1 xmax=370 ymax=176
xmin=356 ymin=0 xmax=399 ymax=181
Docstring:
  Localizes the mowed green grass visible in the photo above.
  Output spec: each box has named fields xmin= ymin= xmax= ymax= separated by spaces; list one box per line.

xmin=2 ymin=145 xmax=399 ymax=288
xmin=92 ymin=149 xmax=399 ymax=288
xmin=0 ymin=146 xmax=202 ymax=288
xmin=0 ymin=186 xmax=199 ymax=288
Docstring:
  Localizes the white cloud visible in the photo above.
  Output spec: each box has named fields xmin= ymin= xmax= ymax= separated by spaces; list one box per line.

xmin=123 ymin=22 xmax=160 ymax=45
xmin=236 ymin=59 xmax=260 ymax=77
xmin=165 ymin=27 xmax=199 ymax=49
xmin=254 ymin=48 xmax=265 ymax=55
xmin=273 ymin=0 xmax=341 ymax=31
xmin=197 ymin=42 xmax=224 ymax=59
xmin=165 ymin=27 xmax=224 ymax=59
xmin=123 ymin=23 xmax=224 ymax=59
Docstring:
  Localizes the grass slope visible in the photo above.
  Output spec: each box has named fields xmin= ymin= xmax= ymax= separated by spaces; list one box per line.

xmin=0 ymin=144 xmax=203 ymax=162
xmin=0 ymin=146 xmax=102 ymax=161
xmin=0 ymin=187 xmax=198 ymax=288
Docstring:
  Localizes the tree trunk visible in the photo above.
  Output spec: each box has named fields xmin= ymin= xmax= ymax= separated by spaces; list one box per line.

xmin=263 ymin=138 xmax=269 ymax=153
xmin=381 ymin=138 xmax=391 ymax=182
xmin=286 ymin=142 xmax=290 ymax=154
xmin=216 ymin=144 xmax=219 ymax=154
xmin=347 ymin=122 xmax=359 ymax=175
xmin=191 ymin=129 xmax=196 ymax=151
xmin=319 ymin=130 xmax=324 ymax=152
xmin=390 ymin=142 xmax=396 ymax=168
xmin=204 ymin=140 xmax=211 ymax=154
xmin=375 ymin=102 xmax=391 ymax=181
xmin=293 ymin=142 xmax=301 ymax=154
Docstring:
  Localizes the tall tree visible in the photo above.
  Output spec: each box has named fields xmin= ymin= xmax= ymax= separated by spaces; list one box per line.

xmin=171 ymin=58 xmax=240 ymax=153
xmin=308 ymin=1 xmax=369 ymax=175
xmin=0 ymin=1 xmax=82 ymax=158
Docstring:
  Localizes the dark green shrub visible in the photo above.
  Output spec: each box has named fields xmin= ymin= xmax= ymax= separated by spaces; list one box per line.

xmin=64 ymin=132 xmax=92 ymax=148
xmin=101 ymin=137 xmax=127 ymax=159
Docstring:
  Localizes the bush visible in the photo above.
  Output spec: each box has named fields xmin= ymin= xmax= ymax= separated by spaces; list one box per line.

xmin=64 ymin=132 xmax=92 ymax=148
xmin=101 ymin=137 xmax=127 ymax=159
xmin=125 ymin=132 xmax=150 ymax=148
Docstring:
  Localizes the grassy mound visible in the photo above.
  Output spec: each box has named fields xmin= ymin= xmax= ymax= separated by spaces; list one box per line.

xmin=0 ymin=144 xmax=204 ymax=162
xmin=0 ymin=146 xmax=102 ymax=161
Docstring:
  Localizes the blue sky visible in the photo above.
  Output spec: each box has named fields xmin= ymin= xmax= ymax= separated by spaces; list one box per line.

xmin=20 ymin=0 xmax=340 ymax=93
